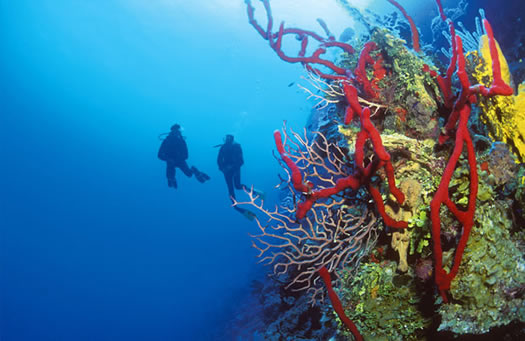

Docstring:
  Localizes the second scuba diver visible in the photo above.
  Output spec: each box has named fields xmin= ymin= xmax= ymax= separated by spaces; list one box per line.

xmin=216 ymin=134 xmax=262 ymax=219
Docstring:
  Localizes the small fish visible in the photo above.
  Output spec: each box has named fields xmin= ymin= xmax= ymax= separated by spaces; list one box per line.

xmin=339 ymin=27 xmax=355 ymax=42
xmin=288 ymin=82 xmax=295 ymax=87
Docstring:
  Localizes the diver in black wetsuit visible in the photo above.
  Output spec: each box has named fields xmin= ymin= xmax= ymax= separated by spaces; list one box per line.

xmin=216 ymin=134 xmax=262 ymax=219
xmin=217 ymin=134 xmax=246 ymax=200
xmin=158 ymin=124 xmax=209 ymax=189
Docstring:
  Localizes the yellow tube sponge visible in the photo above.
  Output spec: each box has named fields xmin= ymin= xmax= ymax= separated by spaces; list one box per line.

xmin=479 ymin=34 xmax=512 ymax=86
xmin=473 ymin=35 xmax=525 ymax=162
xmin=512 ymin=82 xmax=525 ymax=160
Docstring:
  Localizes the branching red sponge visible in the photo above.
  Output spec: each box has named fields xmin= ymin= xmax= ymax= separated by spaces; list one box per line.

xmin=319 ymin=267 xmax=363 ymax=341
xmin=386 ymin=0 xmax=420 ymax=52
xmin=273 ymin=83 xmax=407 ymax=228
xmin=274 ymin=130 xmax=312 ymax=194
xmin=429 ymin=18 xmax=513 ymax=301
xmin=249 ymin=0 xmax=407 ymax=226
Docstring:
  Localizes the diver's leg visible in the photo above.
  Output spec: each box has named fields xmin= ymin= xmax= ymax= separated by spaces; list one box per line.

xmin=166 ymin=161 xmax=177 ymax=188
xmin=223 ymin=171 xmax=236 ymax=200
xmin=179 ymin=161 xmax=193 ymax=177
xmin=233 ymin=167 xmax=247 ymax=191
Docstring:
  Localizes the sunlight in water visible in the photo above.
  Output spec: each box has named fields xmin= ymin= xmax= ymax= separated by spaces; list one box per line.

xmin=124 ymin=0 xmax=375 ymax=35
xmin=347 ymin=0 xmax=373 ymax=10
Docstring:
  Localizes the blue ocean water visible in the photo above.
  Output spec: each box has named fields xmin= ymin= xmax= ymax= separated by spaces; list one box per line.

xmin=1 ymin=1 xmax=523 ymax=340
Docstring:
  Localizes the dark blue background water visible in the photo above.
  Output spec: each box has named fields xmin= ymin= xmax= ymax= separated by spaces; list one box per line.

xmin=0 ymin=1 xmax=314 ymax=339
xmin=1 ymin=0 xmax=522 ymax=340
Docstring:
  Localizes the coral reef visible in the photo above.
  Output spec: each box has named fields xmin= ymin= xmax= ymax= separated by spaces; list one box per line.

xmin=340 ymin=261 xmax=432 ymax=340
xmin=438 ymin=198 xmax=525 ymax=334
xmin=240 ymin=0 xmax=525 ymax=339
xmin=225 ymin=278 xmax=340 ymax=340
xmin=234 ymin=126 xmax=381 ymax=305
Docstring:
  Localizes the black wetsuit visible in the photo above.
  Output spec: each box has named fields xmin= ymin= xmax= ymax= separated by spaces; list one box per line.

xmin=158 ymin=131 xmax=192 ymax=187
xmin=217 ymin=141 xmax=245 ymax=200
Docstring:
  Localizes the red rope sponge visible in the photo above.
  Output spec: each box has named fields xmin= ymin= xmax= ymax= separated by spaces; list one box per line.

xmin=318 ymin=267 xmax=363 ymax=341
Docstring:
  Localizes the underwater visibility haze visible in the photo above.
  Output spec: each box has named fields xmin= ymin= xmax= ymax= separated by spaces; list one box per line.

xmin=1 ymin=0 xmax=525 ymax=340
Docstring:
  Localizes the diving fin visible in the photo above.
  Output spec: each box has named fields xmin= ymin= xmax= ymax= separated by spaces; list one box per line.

xmin=191 ymin=166 xmax=210 ymax=183
xmin=234 ymin=207 xmax=256 ymax=221
xmin=196 ymin=172 xmax=210 ymax=183
xmin=252 ymin=188 xmax=266 ymax=201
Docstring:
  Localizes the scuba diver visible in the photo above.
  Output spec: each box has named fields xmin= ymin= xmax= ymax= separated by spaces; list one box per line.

xmin=217 ymin=134 xmax=246 ymax=200
xmin=158 ymin=124 xmax=210 ymax=189
xmin=216 ymin=134 xmax=262 ymax=219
